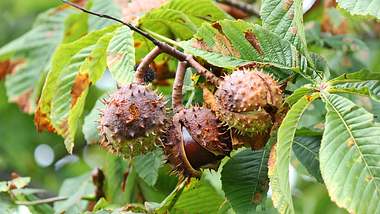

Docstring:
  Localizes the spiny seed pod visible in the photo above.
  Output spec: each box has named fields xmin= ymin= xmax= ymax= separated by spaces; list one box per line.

xmin=214 ymin=68 xmax=283 ymax=134
xmin=163 ymin=107 xmax=232 ymax=178
xmin=99 ymin=83 xmax=167 ymax=158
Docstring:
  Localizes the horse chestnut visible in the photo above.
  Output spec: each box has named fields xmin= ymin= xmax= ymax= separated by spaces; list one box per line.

xmin=214 ymin=68 xmax=283 ymax=134
xmin=99 ymin=83 xmax=167 ymax=158
xmin=162 ymin=106 xmax=231 ymax=177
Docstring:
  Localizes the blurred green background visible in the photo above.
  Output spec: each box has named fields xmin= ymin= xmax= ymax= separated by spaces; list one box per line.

xmin=0 ymin=0 xmax=91 ymax=193
xmin=3 ymin=0 xmax=380 ymax=213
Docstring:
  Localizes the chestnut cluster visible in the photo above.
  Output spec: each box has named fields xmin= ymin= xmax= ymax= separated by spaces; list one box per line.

xmin=98 ymin=63 xmax=283 ymax=178
xmin=63 ymin=0 xmax=284 ymax=179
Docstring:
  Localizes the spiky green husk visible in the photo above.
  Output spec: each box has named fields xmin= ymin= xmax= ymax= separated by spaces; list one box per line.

xmin=99 ymin=132 xmax=157 ymax=159
xmin=99 ymin=83 xmax=167 ymax=159
xmin=214 ymin=101 xmax=273 ymax=135
xmin=216 ymin=68 xmax=282 ymax=112
xmin=214 ymin=68 xmax=282 ymax=134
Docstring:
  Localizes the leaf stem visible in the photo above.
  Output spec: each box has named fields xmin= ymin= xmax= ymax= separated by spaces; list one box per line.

xmin=142 ymin=28 xmax=181 ymax=47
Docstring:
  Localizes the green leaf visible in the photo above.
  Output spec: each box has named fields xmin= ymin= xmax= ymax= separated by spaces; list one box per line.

xmin=330 ymin=81 xmax=380 ymax=102
xmin=172 ymin=179 xmax=225 ymax=214
xmin=63 ymin=12 xmax=89 ymax=43
xmin=35 ymin=25 xmax=117 ymax=152
xmin=107 ymin=26 xmax=135 ymax=84
xmin=322 ymin=34 xmax=367 ymax=53
xmin=293 ymin=136 xmax=323 ymax=182
xmin=140 ymin=0 xmax=229 ymax=40
xmin=173 ymin=181 xmax=224 ymax=213
xmin=337 ymin=0 xmax=380 ymax=19
xmin=269 ymin=93 xmax=319 ymax=214
xmin=0 ymin=197 xmax=17 ymax=213
xmin=89 ymin=0 xmax=122 ymax=31
xmin=65 ymin=32 xmax=115 ymax=152
xmin=140 ymin=9 xmax=197 ymax=40
xmin=180 ymin=20 xmax=304 ymax=70
xmin=285 ymin=87 xmax=313 ymax=106
xmin=155 ymin=178 xmax=225 ymax=214
xmin=221 ymin=147 xmax=271 ymax=213
xmin=162 ymin=0 xmax=230 ymax=26
xmin=295 ymin=127 xmax=323 ymax=137
xmin=329 ymin=69 xmax=380 ymax=84
xmin=261 ymin=0 xmax=308 ymax=55
xmin=134 ymin=0 xmax=229 ymax=61
xmin=0 ymin=6 xmax=75 ymax=113
xmin=54 ymin=173 xmax=95 ymax=214
xmin=309 ymin=53 xmax=330 ymax=81
xmin=328 ymin=70 xmax=380 ymax=101
xmin=320 ymin=93 xmax=380 ymax=213
xmin=83 ymin=96 xmax=106 ymax=145
xmin=133 ymin=150 xmax=163 ymax=186
xmin=50 ymin=46 xmax=93 ymax=130
xmin=101 ymin=156 xmax=130 ymax=205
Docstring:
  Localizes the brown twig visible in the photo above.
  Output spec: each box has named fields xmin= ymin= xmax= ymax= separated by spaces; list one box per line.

xmin=186 ymin=56 xmax=221 ymax=86
xmin=172 ymin=62 xmax=188 ymax=112
xmin=15 ymin=196 xmax=68 ymax=205
xmin=216 ymin=0 xmax=260 ymax=17
xmin=61 ymin=0 xmax=220 ymax=86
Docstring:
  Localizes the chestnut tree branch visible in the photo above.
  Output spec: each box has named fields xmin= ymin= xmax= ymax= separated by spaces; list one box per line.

xmin=135 ymin=47 xmax=162 ymax=83
xmin=61 ymin=0 xmax=220 ymax=86
xmin=172 ymin=62 xmax=188 ymax=112
xmin=60 ymin=0 xmax=159 ymax=45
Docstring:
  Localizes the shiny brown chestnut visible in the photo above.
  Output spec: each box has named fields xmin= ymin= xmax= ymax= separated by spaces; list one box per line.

xmin=163 ymin=106 xmax=232 ymax=178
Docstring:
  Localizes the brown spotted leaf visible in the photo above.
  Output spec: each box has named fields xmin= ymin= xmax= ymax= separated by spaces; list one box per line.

xmin=181 ymin=20 xmax=304 ymax=70
xmin=71 ymin=73 xmax=91 ymax=107
xmin=0 ymin=5 xmax=78 ymax=113
xmin=261 ymin=0 xmax=308 ymax=55
xmin=36 ymin=25 xmax=117 ymax=152
xmin=320 ymin=94 xmax=380 ymax=214
xmin=213 ymin=32 xmax=240 ymax=58
xmin=34 ymin=108 xmax=56 ymax=133
xmin=0 ymin=59 xmax=25 ymax=80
